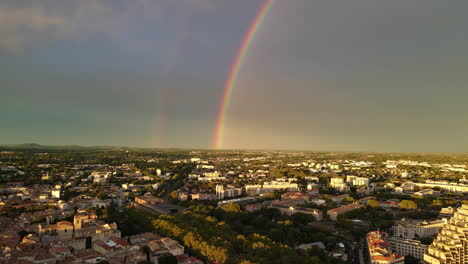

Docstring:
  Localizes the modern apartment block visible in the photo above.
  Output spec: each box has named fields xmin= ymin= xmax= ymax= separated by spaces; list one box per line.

xmin=424 ymin=204 xmax=468 ymax=264
xmin=388 ymin=236 xmax=428 ymax=260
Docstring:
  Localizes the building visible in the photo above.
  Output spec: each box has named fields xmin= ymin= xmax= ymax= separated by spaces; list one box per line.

xmin=204 ymin=171 xmax=220 ymax=178
xmin=38 ymin=211 xmax=121 ymax=251
xmin=395 ymin=182 xmax=417 ymax=194
xmin=93 ymin=236 xmax=130 ymax=257
xmin=38 ymin=221 xmax=74 ymax=240
xmin=393 ymin=218 xmax=447 ymax=239
xmin=330 ymin=177 xmax=348 ymax=191
xmin=244 ymin=181 xmax=299 ymax=195
xmin=216 ymin=185 xmax=243 ymax=199
xmin=328 ymin=194 xmax=350 ymax=203
xmin=327 ymin=203 xmax=362 ymax=221
xmin=271 ymin=204 xmax=323 ymax=221
xmin=262 ymin=181 xmax=299 ymax=193
xmin=217 ymin=197 xmax=256 ymax=207
xmin=414 ymin=180 xmax=468 ymax=193
xmin=190 ymin=193 xmax=216 ymax=200
xmin=135 ymin=194 xmax=165 ymax=205
xmin=244 ymin=204 xmax=262 ymax=212
xmin=51 ymin=189 xmax=61 ymax=199
xmin=346 ymin=176 xmax=370 ymax=187
xmin=439 ymin=207 xmax=455 ymax=218
xmin=281 ymin=192 xmax=318 ymax=201
xmin=423 ymin=204 xmax=468 ymax=264
xmin=148 ymin=238 xmax=184 ymax=262
xmin=367 ymin=231 xmax=404 ymax=264
xmin=378 ymin=201 xmax=399 ymax=209
xmin=413 ymin=189 xmax=440 ymax=198
xmin=388 ymin=236 xmax=428 ymax=260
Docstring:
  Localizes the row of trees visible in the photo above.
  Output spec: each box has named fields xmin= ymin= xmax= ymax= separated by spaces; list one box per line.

xmin=152 ymin=210 xmax=331 ymax=264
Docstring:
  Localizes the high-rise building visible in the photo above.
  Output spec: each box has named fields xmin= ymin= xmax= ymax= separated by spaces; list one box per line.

xmin=424 ymin=204 xmax=468 ymax=264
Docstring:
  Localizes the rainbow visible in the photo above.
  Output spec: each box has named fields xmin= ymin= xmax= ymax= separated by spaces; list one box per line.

xmin=213 ymin=0 xmax=274 ymax=149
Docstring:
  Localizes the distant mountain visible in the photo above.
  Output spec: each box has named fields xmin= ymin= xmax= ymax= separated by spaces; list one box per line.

xmin=0 ymin=143 xmax=133 ymax=152
xmin=8 ymin=143 xmax=42 ymax=148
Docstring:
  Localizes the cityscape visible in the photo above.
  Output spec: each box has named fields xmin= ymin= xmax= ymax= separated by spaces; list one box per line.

xmin=0 ymin=147 xmax=467 ymax=263
xmin=2 ymin=0 xmax=468 ymax=264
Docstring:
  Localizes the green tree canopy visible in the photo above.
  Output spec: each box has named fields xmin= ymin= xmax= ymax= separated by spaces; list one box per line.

xmin=399 ymin=200 xmax=417 ymax=210
xmin=158 ymin=253 xmax=178 ymax=264
xmin=220 ymin=203 xmax=241 ymax=213
xmin=367 ymin=200 xmax=379 ymax=208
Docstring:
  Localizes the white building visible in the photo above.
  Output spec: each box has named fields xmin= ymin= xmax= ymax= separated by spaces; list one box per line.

xmin=393 ymin=218 xmax=447 ymax=239
xmin=330 ymin=177 xmax=348 ymax=191
xmin=388 ymin=236 xmax=428 ymax=260
xmin=216 ymin=185 xmax=243 ymax=199
xmin=51 ymin=189 xmax=61 ymax=199
xmin=204 ymin=171 xmax=220 ymax=178
xmin=424 ymin=204 xmax=468 ymax=264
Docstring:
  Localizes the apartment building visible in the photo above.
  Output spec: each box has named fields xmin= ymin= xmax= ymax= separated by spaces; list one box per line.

xmin=367 ymin=231 xmax=404 ymax=264
xmin=388 ymin=236 xmax=428 ymax=260
xmin=327 ymin=203 xmax=362 ymax=221
xmin=216 ymin=185 xmax=243 ymax=199
xmin=424 ymin=204 xmax=468 ymax=264
xmin=393 ymin=218 xmax=447 ymax=239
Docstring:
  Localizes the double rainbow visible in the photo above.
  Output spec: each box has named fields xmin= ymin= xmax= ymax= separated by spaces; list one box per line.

xmin=213 ymin=0 xmax=274 ymax=150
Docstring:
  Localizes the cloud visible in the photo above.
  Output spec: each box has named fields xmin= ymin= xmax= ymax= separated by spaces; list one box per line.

xmin=0 ymin=3 xmax=68 ymax=53
xmin=0 ymin=0 xmax=220 ymax=54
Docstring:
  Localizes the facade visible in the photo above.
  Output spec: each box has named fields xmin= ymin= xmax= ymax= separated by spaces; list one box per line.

xmin=330 ymin=177 xmax=348 ymax=191
xmin=51 ymin=189 xmax=61 ymax=199
xmin=423 ymin=204 xmax=468 ymax=264
xmin=148 ymin=237 xmax=185 ymax=262
xmin=244 ymin=182 xmax=299 ymax=195
xmin=395 ymin=182 xmax=417 ymax=194
xmin=413 ymin=189 xmax=440 ymax=198
xmin=414 ymin=181 xmax=468 ymax=193
xmin=393 ymin=218 xmax=447 ymax=239
xmin=328 ymin=194 xmax=350 ymax=203
xmin=93 ymin=237 xmax=130 ymax=257
xmin=39 ymin=211 xmax=121 ymax=251
xmin=347 ymin=176 xmax=370 ymax=187
xmin=135 ymin=194 xmax=165 ymax=205
xmin=216 ymin=185 xmax=243 ymax=199
xmin=367 ymin=231 xmax=404 ymax=264
xmin=388 ymin=236 xmax=428 ymax=260
xmin=327 ymin=203 xmax=362 ymax=221
xmin=273 ymin=205 xmax=323 ymax=221
xmin=39 ymin=221 xmax=74 ymax=240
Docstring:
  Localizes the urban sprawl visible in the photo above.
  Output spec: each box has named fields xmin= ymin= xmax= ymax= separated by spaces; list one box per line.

xmin=0 ymin=147 xmax=467 ymax=264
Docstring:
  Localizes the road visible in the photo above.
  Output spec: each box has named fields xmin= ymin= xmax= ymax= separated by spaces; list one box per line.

xmin=358 ymin=245 xmax=365 ymax=264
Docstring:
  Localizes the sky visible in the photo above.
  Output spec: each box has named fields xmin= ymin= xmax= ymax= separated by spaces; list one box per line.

xmin=1 ymin=0 xmax=468 ymax=152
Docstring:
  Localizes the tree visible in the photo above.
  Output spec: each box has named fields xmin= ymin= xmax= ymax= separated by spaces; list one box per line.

xmin=399 ymin=200 xmax=417 ymax=210
xmin=269 ymin=228 xmax=285 ymax=242
xmin=342 ymin=197 xmax=355 ymax=203
xmin=158 ymin=253 xmax=178 ymax=264
xmin=404 ymin=255 xmax=419 ymax=264
xmin=291 ymin=212 xmax=316 ymax=225
xmin=169 ymin=191 xmax=179 ymax=201
xmin=220 ymin=203 xmax=241 ymax=213
xmin=367 ymin=200 xmax=379 ymax=208
xmin=419 ymin=237 xmax=434 ymax=245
